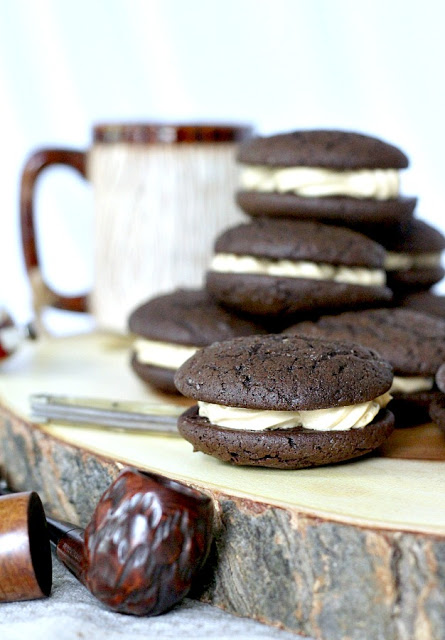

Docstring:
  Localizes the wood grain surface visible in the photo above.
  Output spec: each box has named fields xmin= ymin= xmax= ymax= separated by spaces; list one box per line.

xmin=0 ymin=332 xmax=444 ymax=640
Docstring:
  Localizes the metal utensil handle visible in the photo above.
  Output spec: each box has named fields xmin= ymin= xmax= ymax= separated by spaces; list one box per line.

xmin=30 ymin=393 xmax=183 ymax=434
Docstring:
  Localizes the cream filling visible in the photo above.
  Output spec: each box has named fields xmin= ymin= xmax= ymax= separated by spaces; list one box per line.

xmin=134 ymin=338 xmax=198 ymax=370
xmin=240 ymin=166 xmax=400 ymax=200
xmin=384 ymin=252 xmax=442 ymax=271
xmin=210 ymin=253 xmax=386 ymax=287
xmin=198 ymin=393 xmax=391 ymax=432
xmin=390 ymin=376 xmax=434 ymax=394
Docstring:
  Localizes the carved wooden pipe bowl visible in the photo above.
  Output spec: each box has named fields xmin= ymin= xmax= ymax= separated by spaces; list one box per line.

xmin=61 ymin=468 xmax=214 ymax=616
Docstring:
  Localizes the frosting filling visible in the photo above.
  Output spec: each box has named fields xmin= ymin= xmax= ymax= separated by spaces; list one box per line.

xmin=210 ymin=253 xmax=386 ymax=287
xmin=390 ymin=376 xmax=435 ymax=394
xmin=134 ymin=338 xmax=198 ymax=370
xmin=198 ymin=393 xmax=391 ymax=432
xmin=384 ymin=252 xmax=442 ymax=271
xmin=239 ymin=165 xmax=400 ymax=200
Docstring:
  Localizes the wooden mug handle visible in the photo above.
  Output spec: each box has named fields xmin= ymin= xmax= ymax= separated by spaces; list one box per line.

xmin=20 ymin=148 xmax=89 ymax=316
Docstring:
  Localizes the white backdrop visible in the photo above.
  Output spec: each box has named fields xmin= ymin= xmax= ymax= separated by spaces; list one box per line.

xmin=1 ymin=0 xmax=444 ymax=329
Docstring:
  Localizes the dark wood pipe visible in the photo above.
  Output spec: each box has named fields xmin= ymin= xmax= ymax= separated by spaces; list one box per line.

xmin=1 ymin=468 xmax=214 ymax=616
xmin=45 ymin=517 xmax=88 ymax=587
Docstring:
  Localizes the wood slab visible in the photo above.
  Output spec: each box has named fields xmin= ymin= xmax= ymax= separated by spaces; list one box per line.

xmin=0 ymin=333 xmax=444 ymax=640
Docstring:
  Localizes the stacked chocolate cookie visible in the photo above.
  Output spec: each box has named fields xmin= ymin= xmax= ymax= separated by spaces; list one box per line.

xmin=236 ymin=129 xmax=415 ymax=226
xmin=234 ymin=128 xmax=445 ymax=303
xmin=206 ymin=217 xmax=391 ymax=319
xmin=203 ymin=129 xmax=445 ymax=430
xmin=207 ymin=129 xmax=445 ymax=321
xmin=206 ymin=132 xmax=409 ymax=321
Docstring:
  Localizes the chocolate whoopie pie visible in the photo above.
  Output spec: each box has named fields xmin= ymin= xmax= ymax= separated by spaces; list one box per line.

xmin=396 ymin=290 xmax=445 ymax=319
xmin=236 ymin=129 xmax=416 ymax=225
xmin=286 ymin=308 xmax=445 ymax=426
xmin=429 ymin=363 xmax=445 ymax=434
xmin=174 ymin=334 xmax=394 ymax=469
xmin=206 ymin=218 xmax=392 ymax=318
xmin=436 ymin=363 xmax=445 ymax=393
xmin=128 ymin=289 xmax=266 ymax=394
xmin=361 ymin=218 xmax=445 ymax=293
xmin=429 ymin=396 xmax=445 ymax=434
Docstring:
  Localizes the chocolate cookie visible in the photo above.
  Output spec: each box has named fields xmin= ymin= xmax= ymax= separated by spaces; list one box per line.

xmin=436 ymin=363 xmax=445 ymax=393
xmin=128 ymin=289 xmax=266 ymax=394
xmin=360 ymin=219 xmax=445 ymax=293
xmin=396 ymin=290 xmax=445 ymax=319
xmin=429 ymin=395 xmax=445 ymax=435
xmin=206 ymin=219 xmax=392 ymax=318
xmin=286 ymin=308 xmax=445 ymax=426
xmin=174 ymin=334 xmax=394 ymax=469
xmin=236 ymin=129 xmax=416 ymax=224
xmin=429 ymin=352 xmax=445 ymax=433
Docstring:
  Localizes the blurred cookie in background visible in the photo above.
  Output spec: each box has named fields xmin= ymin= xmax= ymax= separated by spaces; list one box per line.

xmin=285 ymin=308 xmax=445 ymax=426
xmin=429 ymin=363 xmax=445 ymax=435
xmin=360 ymin=218 xmax=445 ymax=294
xmin=128 ymin=289 xmax=267 ymax=394
xmin=395 ymin=290 xmax=445 ymax=319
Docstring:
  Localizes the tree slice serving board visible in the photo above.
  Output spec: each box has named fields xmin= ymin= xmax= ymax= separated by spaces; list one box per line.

xmin=0 ymin=332 xmax=444 ymax=640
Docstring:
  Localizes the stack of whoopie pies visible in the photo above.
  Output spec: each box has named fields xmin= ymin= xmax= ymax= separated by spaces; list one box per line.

xmin=234 ymin=129 xmax=445 ymax=302
xmin=128 ymin=128 xmax=445 ymax=467
xmin=204 ymin=130 xmax=445 ymax=425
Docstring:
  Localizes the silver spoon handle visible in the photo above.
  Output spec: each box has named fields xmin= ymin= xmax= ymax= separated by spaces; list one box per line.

xmin=30 ymin=393 xmax=184 ymax=434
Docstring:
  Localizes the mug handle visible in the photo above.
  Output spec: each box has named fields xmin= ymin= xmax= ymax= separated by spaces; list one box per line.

xmin=20 ymin=148 xmax=89 ymax=320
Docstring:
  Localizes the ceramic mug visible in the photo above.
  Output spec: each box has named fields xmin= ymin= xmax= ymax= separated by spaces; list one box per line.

xmin=20 ymin=123 xmax=252 ymax=333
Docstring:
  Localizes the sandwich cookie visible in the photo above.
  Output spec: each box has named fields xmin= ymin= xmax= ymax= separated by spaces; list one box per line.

xmin=361 ymin=218 xmax=445 ymax=293
xmin=396 ymin=290 xmax=445 ymax=319
xmin=174 ymin=334 xmax=394 ymax=468
xmin=429 ymin=363 xmax=445 ymax=434
xmin=128 ymin=289 xmax=266 ymax=394
xmin=236 ymin=129 xmax=416 ymax=225
xmin=435 ymin=363 xmax=445 ymax=393
xmin=206 ymin=218 xmax=392 ymax=318
xmin=285 ymin=308 xmax=445 ymax=426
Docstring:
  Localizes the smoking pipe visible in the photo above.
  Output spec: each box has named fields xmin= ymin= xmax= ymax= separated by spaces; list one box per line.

xmin=1 ymin=468 xmax=214 ymax=615
xmin=0 ymin=491 xmax=52 ymax=602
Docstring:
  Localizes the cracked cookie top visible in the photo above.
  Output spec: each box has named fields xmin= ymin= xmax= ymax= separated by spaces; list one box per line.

xmin=174 ymin=334 xmax=393 ymax=410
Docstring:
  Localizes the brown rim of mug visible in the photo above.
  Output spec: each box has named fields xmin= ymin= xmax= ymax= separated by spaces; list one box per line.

xmin=92 ymin=123 xmax=253 ymax=144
